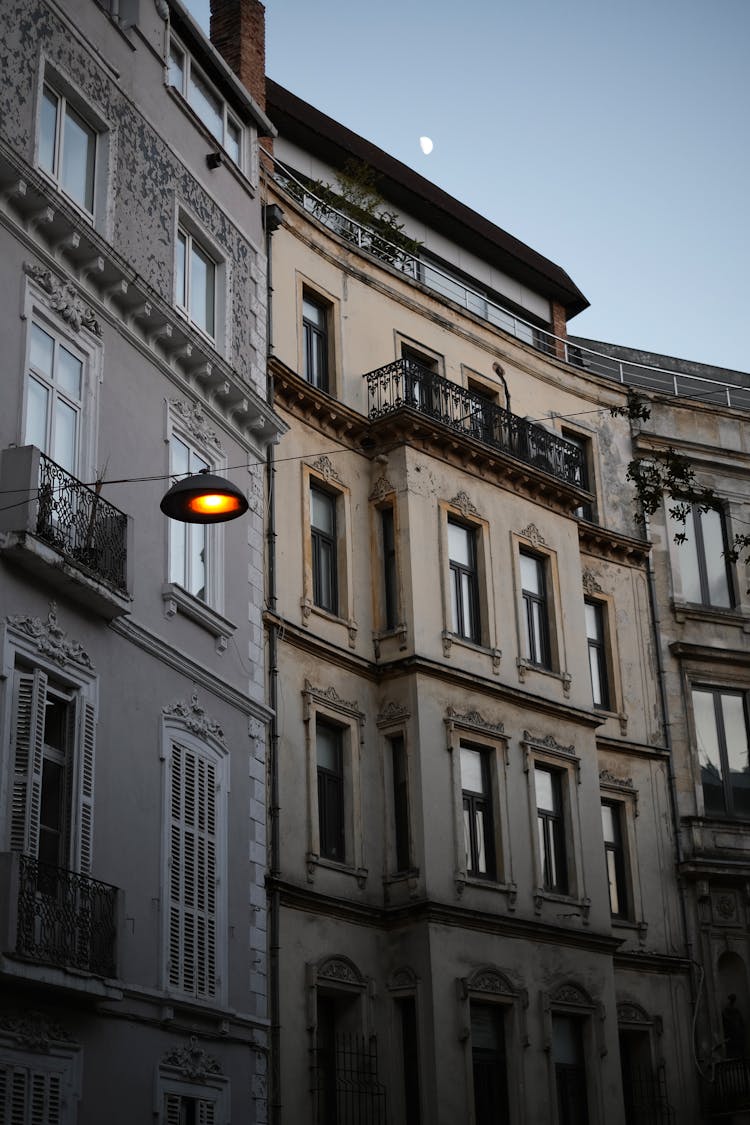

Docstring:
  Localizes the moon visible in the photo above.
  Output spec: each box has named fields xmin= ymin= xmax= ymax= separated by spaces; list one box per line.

xmin=419 ymin=136 xmax=434 ymax=155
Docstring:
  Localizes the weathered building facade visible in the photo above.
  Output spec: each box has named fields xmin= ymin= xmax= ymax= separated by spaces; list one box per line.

xmin=0 ymin=1 xmax=280 ymax=1121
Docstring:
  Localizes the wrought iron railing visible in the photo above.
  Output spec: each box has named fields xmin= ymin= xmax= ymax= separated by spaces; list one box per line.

xmin=314 ymin=1034 xmax=387 ymax=1125
xmin=36 ymin=453 xmax=128 ymax=592
xmin=365 ymin=358 xmax=585 ymax=487
xmin=16 ymin=855 xmax=117 ymax=977
xmin=624 ymin=1065 xmax=675 ymax=1125
xmin=702 ymin=1058 xmax=750 ymax=1115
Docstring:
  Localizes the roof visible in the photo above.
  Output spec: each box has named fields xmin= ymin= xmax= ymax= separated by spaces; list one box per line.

xmin=266 ymin=80 xmax=589 ymax=318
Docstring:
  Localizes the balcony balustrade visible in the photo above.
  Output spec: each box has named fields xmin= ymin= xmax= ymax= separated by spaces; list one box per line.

xmin=364 ymin=358 xmax=585 ymax=488
xmin=702 ymin=1057 xmax=750 ymax=1116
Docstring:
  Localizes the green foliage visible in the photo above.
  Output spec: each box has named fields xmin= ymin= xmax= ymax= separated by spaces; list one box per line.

xmin=609 ymin=390 xmax=652 ymax=423
xmin=309 ymin=159 xmax=422 ymax=261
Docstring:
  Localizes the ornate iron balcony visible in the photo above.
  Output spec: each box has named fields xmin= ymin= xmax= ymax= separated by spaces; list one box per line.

xmin=36 ymin=453 xmax=128 ymax=593
xmin=703 ymin=1058 xmax=750 ymax=1116
xmin=16 ymin=855 xmax=118 ymax=978
xmin=364 ymin=358 xmax=585 ymax=487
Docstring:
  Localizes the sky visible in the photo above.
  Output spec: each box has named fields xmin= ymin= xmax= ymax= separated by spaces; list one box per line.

xmin=187 ymin=0 xmax=750 ymax=374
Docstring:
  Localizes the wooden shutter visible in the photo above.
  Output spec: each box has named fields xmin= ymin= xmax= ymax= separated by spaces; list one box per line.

xmin=168 ymin=744 xmax=218 ymax=999
xmin=164 ymin=1093 xmax=216 ymax=1125
xmin=74 ymin=699 xmax=97 ymax=875
xmin=10 ymin=669 xmax=47 ymax=856
xmin=0 ymin=1064 xmax=62 ymax=1125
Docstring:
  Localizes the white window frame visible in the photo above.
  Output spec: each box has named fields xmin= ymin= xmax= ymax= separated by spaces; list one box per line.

xmin=160 ymin=719 xmax=229 ymax=1006
xmin=156 ymin=1069 xmax=230 ymax=1125
xmin=0 ymin=1044 xmax=80 ymax=1125
xmin=301 ymin=462 xmax=356 ymax=641
xmin=438 ymin=499 xmax=499 ymax=663
xmin=175 ymin=222 xmax=220 ymax=343
xmin=598 ymin=777 xmax=644 ymax=930
xmin=168 ymin=35 xmax=246 ymax=171
xmin=512 ymin=527 xmax=570 ymax=693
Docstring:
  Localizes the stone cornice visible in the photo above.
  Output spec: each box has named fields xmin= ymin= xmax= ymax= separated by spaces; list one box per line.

xmin=578 ymin=522 xmax=650 ymax=567
xmin=270 ymin=356 xmax=368 ymax=446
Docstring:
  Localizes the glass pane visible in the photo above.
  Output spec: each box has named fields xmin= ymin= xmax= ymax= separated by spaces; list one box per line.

xmin=303 ymin=296 xmax=326 ymax=329
xmin=188 ymin=67 xmax=223 ymax=141
xmin=450 ymin=570 xmax=460 ymax=634
xmin=463 ymin=806 xmax=472 ymax=869
xmin=62 ymin=104 xmax=96 ymax=211
xmin=54 ymin=398 xmax=77 ymax=473
xmin=692 ymin=689 xmax=725 ymax=816
xmin=30 ymin=323 xmax=54 ymax=377
xmin=606 ymin=850 xmax=620 ymax=915
xmin=189 ymin=524 xmax=206 ymax=600
xmin=448 ymin=521 xmax=470 ymax=566
xmin=460 ymin=747 xmax=483 ymax=793
xmin=170 ymin=518 xmax=186 ymax=585
xmin=535 ymin=767 xmax=554 ymax=812
xmin=676 ymin=507 xmax=701 ymax=603
xmin=169 ymin=43 xmax=185 ymax=89
xmin=25 ymin=377 xmax=49 ymax=450
xmin=58 ymin=345 xmax=82 ymax=399
xmin=585 ymin=601 xmax=601 ymax=642
xmin=40 ymin=759 xmax=64 ymax=832
xmin=530 ymin=601 xmax=544 ymax=660
xmin=474 ymin=808 xmax=487 ymax=873
xmin=39 ymin=86 xmax=58 ymax=173
xmin=226 ymin=120 xmax=241 ymax=164
xmin=190 ymin=243 xmax=215 ymax=336
xmin=171 ymin=435 xmax=190 ymax=478
xmin=317 ymin=725 xmax=340 ymax=772
xmin=552 ymin=1016 xmax=584 ymax=1065
xmin=460 ymin=572 xmax=473 ymax=636
xmin=702 ymin=508 xmax=731 ymax=607
xmin=722 ymin=694 xmax=750 ymax=816
xmin=588 ymin=645 xmax=603 ymax=707
xmin=601 ymin=803 xmax=615 ymax=843
xmin=176 ymin=232 xmax=187 ymax=309
xmin=311 ymin=488 xmax=334 ymax=534
xmin=520 ymin=552 xmax=541 ymax=594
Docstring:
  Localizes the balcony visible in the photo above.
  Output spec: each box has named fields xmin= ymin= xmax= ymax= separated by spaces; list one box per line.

xmin=364 ymin=359 xmax=585 ymax=488
xmin=0 ymin=445 xmax=132 ymax=618
xmin=702 ymin=1058 xmax=750 ymax=1117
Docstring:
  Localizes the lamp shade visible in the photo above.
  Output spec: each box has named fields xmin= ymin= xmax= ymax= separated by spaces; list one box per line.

xmin=160 ymin=472 xmax=249 ymax=523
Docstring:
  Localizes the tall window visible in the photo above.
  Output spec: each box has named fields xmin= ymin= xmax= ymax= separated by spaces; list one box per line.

xmin=381 ymin=506 xmax=398 ymax=630
xmin=303 ymin=294 xmax=330 ymax=391
xmin=176 ymin=228 xmax=216 ymax=339
xmin=521 ymin=552 xmax=551 ymax=668
xmin=169 ymin=436 xmax=210 ymax=602
xmin=169 ymin=38 xmax=243 ymax=164
xmin=678 ymin=505 xmax=733 ymax=608
xmin=24 ymin=322 xmax=83 ymax=475
xmin=535 ymin=766 xmax=567 ymax=893
xmin=601 ymin=801 xmax=628 ymax=918
xmin=449 ymin=520 xmax=480 ymax=643
xmin=562 ymin=431 xmax=594 ymax=521
xmin=461 ymin=745 xmax=495 ymax=878
xmin=317 ymin=722 xmax=345 ymax=862
xmin=390 ymin=735 xmax=411 ymax=873
xmin=397 ymin=997 xmax=421 ymax=1124
xmin=585 ymin=600 xmax=610 ymax=710
xmin=39 ymin=84 xmax=96 ymax=212
xmin=552 ymin=1016 xmax=589 ymax=1125
xmin=164 ymin=1093 xmax=216 ymax=1125
xmin=471 ymin=1004 xmax=509 ymax=1124
xmin=311 ymin=485 xmax=338 ymax=614
xmin=692 ymin=687 xmax=750 ymax=819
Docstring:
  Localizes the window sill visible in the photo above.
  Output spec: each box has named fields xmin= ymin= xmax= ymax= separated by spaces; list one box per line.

xmin=455 ymin=873 xmax=518 ymax=907
xmin=306 ymin=852 xmax=368 ymax=887
xmin=301 ymin=599 xmax=358 ymax=647
xmin=37 ymin=167 xmax=96 ymax=227
xmin=516 ymin=657 xmax=572 ymax=697
xmin=442 ymin=631 xmax=502 ymax=674
xmin=373 ymin=623 xmax=408 ymax=657
xmin=533 ymin=888 xmax=591 ymax=923
xmin=671 ymin=600 xmax=750 ymax=630
xmin=162 ymin=583 xmax=236 ymax=653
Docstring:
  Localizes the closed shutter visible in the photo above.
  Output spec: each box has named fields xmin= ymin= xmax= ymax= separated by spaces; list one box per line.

xmin=10 ymin=670 xmax=47 ymax=856
xmin=0 ymin=1064 xmax=62 ymax=1125
xmin=164 ymin=1092 xmax=216 ymax=1125
xmin=168 ymin=744 xmax=218 ymax=999
xmin=75 ymin=699 xmax=96 ymax=874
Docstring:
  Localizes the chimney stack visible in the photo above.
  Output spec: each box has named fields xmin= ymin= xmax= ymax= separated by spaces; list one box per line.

xmin=210 ymin=0 xmax=267 ymax=116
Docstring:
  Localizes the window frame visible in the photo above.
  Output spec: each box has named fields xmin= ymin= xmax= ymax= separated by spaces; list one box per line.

xmin=670 ymin=502 xmax=735 ymax=609
xmin=175 ymin=225 xmax=218 ymax=342
xmin=157 ymin=1068 xmax=230 ymax=1125
xmin=380 ymin=503 xmax=399 ymax=633
xmin=0 ymin=1044 xmax=81 ymax=1125
xmin=316 ymin=719 xmax=346 ymax=863
xmin=389 ymin=732 xmax=413 ymax=874
xmin=460 ymin=743 xmax=496 ymax=880
xmin=296 ymin=279 xmax=340 ymax=396
xmin=310 ymin=483 xmax=339 ymax=615
xmin=37 ymin=81 xmax=99 ymax=219
xmin=535 ymin=764 xmax=568 ymax=895
xmin=520 ymin=550 xmax=552 ymax=668
xmin=448 ymin=518 xmax=482 ymax=644
xmin=523 ymin=733 xmax=585 ymax=908
xmin=168 ymin=34 xmax=245 ymax=171
xmin=302 ymin=463 xmax=354 ymax=635
xmin=561 ymin=428 xmax=596 ymax=522
xmin=585 ymin=598 xmax=610 ymax=711
xmin=302 ymin=291 xmax=331 ymax=392
xmin=439 ymin=500 xmax=496 ymax=659
xmin=690 ymin=684 xmax=750 ymax=820
xmin=513 ymin=529 xmax=568 ymax=690
xmin=601 ymin=799 xmax=629 ymax=919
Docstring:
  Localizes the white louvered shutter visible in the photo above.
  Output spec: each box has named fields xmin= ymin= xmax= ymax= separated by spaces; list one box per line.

xmin=168 ymin=744 xmax=218 ymax=999
xmin=164 ymin=1093 xmax=182 ymax=1125
xmin=0 ymin=1064 xmax=62 ymax=1125
xmin=164 ymin=1093 xmax=216 ymax=1125
xmin=74 ymin=699 xmax=96 ymax=874
xmin=9 ymin=670 xmax=47 ymax=856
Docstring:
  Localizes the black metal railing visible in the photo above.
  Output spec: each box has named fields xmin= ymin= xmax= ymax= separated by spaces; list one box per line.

xmin=314 ymin=1034 xmax=387 ymax=1125
xmin=702 ymin=1058 xmax=750 ymax=1116
xmin=624 ymin=1065 xmax=675 ymax=1125
xmin=16 ymin=855 xmax=117 ymax=978
xmin=36 ymin=454 xmax=128 ymax=592
xmin=364 ymin=358 xmax=585 ymax=487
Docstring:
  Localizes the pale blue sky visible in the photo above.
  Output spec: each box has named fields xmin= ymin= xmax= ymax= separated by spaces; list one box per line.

xmin=188 ymin=0 xmax=749 ymax=373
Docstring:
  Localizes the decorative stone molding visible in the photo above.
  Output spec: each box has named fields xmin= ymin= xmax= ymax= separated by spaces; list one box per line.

xmin=617 ymin=1001 xmax=651 ymax=1025
xmin=712 ymin=891 xmax=738 ymax=923
xmin=519 ymin=522 xmax=546 ymax=548
xmin=163 ymin=692 xmax=225 ymax=744
xmin=369 ymin=474 xmax=394 ymax=502
xmin=300 ymin=596 xmax=313 ymax=623
xmin=561 ymin=671 xmax=572 ymax=698
xmin=372 ymin=622 xmax=408 ymax=658
xmin=389 ymin=967 xmax=417 ymax=991
xmin=0 ymin=1011 xmax=75 ymax=1051
xmin=168 ymin=398 xmax=224 ymax=452
xmin=581 ymin=569 xmax=603 ymax=596
xmin=24 ymin=261 xmax=102 ymax=336
xmin=447 ymin=706 xmax=505 ymax=738
xmin=491 ymin=648 xmax=502 ymax=674
xmin=450 ymin=490 xmax=480 ymax=519
xmin=599 ymin=769 xmax=634 ymax=790
xmin=161 ymin=1036 xmax=222 ymax=1081
xmin=465 ymin=968 xmax=514 ymax=996
xmin=442 ymin=630 xmax=453 ymax=658
xmin=347 ymin=617 xmax=358 ymax=648
xmin=310 ymin=455 xmax=342 ymax=485
xmin=550 ymin=982 xmax=592 ymax=1008
xmin=317 ymin=956 xmax=363 ymax=986
xmin=7 ymin=602 xmax=94 ymax=669
xmin=303 ymin=680 xmax=362 ymax=719
xmin=524 ymin=730 xmax=575 ymax=757
xmin=376 ymin=700 xmax=410 ymax=727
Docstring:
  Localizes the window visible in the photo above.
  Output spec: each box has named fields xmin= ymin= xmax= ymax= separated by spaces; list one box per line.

xmin=401 ymin=343 xmax=439 ymax=412
xmin=471 ymin=1004 xmax=510 ymax=1124
xmin=176 ymin=228 xmax=216 ymax=339
xmin=169 ymin=38 xmax=243 ymax=165
xmin=24 ymin=321 xmax=84 ymax=476
xmin=692 ymin=687 xmax=750 ymax=819
xmin=676 ymin=504 xmax=733 ymax=608
xmin=461 ymin=745 xmax=495 ymax=879
xmin=0 ymin=1051 xmax=78 ymax=1125
xmin=521 ymin=551 xmax=551 ymax=668
xmin=552 ymin=1016 xmax=590 ymax=1125
xmin=164 ymin=1093 xmax=216 ymax=1125
xmin=396 ymin=996 xmax=421 ymax=1124
xmin=390 ymin=735 xmax=411 ymax=873
xmin=302 ymin=293 xmax=330 ymax=391
xmin=449 ymin=520 xmax=480 ymax=643
xmin=159 ymin=1068 xmax=229 ymax=1125
xmin=311 ymin=484 xmax=338 ymax=614
xmin=601 ymin=801 xmax=628 ymax=918
xmin=535 ymin=766 xmax=567 ymax=893
xmin=381 ymin=506 xmax=398 ymax=631
xmin=317 ymin=722 xmax=345 ymax=862
xmin=585 ymin=600 xmax=610 ymax=710
xmin=169 ymin=435 xmax=211 ymax=602
xmin=39 ymin=83 xmax=96 ymax=213
xmin=562 ymin=431 xmax=594 ymax=521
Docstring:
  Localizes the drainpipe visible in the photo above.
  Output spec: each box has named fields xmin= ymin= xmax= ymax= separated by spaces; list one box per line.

xmin=263 ymin=201 xmax=283 ymax=1125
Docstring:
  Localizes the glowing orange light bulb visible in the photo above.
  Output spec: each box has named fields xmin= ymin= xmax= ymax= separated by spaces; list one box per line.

xmin=187 ymin=492 xmax=243 ymax=515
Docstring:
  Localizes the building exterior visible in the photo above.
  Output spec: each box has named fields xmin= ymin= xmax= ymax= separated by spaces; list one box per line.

xmin=0 ymin=1 xmax=281 ymax=1123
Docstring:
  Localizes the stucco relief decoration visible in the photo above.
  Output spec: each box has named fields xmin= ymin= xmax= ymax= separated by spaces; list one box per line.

xmin=0 ymin=1011 xmax=75 ymax=1051
xmin=519 ymin=523 xmax=546 ymax=548
xmin=582 ymin=569 xmax=603 ymax=596
xmin=7 ymin=602 xmax=94 ymax=669
xmin=376 ymin=700 xmax=410 ymax=725
xmin=469 ymin=969 xmax=513 ymax=996
xmin=318 ymin=957 xmax=362 ymax=985
xmin=163 ymin=692 xmax=225 ymax=744
xmin=162 ymin=1036 xmax=222 ymax=1080
xmin=310 ymin=455 xmax=342 ymax=485
xmin=304 ymin=680 xmax=361 ymax=716
xmin=389 ymin=967 xmax=417 ymax=990
xmin=599 ymin=769 xmax=634 ymax=790
xmin=24 ymin=261 xmax=102 ymax=336
xmin=169 ymin=399 xmax=224 ymax=452
xmin=369 ymin=475 xmax=394 ymax=502
xmin=450 ymin=490 xmax=480 ymax=519
xmin=448 ymin=706 xmax=505 ymax=736
xmin=551 ymin=983 xmax=591 ymax=1008
xmin=524 ymin=731 xmax=575 ymax=757
xmin=617 ymin=1002 xmax=650 ymax=1025
xmin=714 ymin=893 xmax=737 ymax=921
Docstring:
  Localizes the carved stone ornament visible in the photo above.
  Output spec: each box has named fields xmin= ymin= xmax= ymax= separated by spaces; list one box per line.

xmin=448 ymin=706 xmax=505 ymax=736
xmin=310 ymin=455 xmax=342 ymax=485
xmin=0 ymin=1011 xmax=75 ymax=1051
xmin=163 ymin=692 xmax=225 ymax=744
xmin=468 ymin=968 xmax=514 ymax=996
xmin=599 ymin=769 xmax=634 ymax=790
xmin=169 ymin=399 xmax=224 ymax=452
xmin=304 ymin=680 xmax=361 ymax=717
xmin=389 ymin=967 xmax=417 ymax=990
xmin=582 ymin=569 xmax=603 ymax=596
xmin=376 ymin=700 xmax=410 ymax=726
xmin=519 ymin=523 xmax=546 ymax=548
xmin=551 ymin=982 xmax=591 ymax=1008
xmin=617 ymin=1002 xmax=650 ymax=1025
xmin=162 ymin=1036 xmax=222 ymax=1081
xmin=524 ymin=731 xmax=575 ymax=757
xmin=369 ymin=475 xmax=394 ymax=502
xmin=24 ymin=261 xmax=102 ymax=336
xmin=317 ymin=957 xmax=362 ymax=986
xmin=714 ymin=893 xmax=737 ymax=920
xmin=450 ymin=490 xmax=480 ymax=519
xmin=7 ymin=602 xmax=94 ymax=669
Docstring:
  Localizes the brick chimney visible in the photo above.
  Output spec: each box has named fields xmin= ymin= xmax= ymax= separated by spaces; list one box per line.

xmin=210 ymin=0 xmax=269 ymax=137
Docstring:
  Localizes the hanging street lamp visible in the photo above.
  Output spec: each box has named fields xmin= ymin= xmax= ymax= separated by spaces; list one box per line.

xmin=160 ymin=469 xmax=249 ymax=524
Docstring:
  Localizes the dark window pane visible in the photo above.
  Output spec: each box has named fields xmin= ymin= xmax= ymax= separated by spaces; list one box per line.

xmin=391 ymin=736 xmax=411 ymax=872
xmin=471 ymin=1004 xmax=509 ymax=1124
xmin=381 ymin=507 xmax=398 ymax=630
